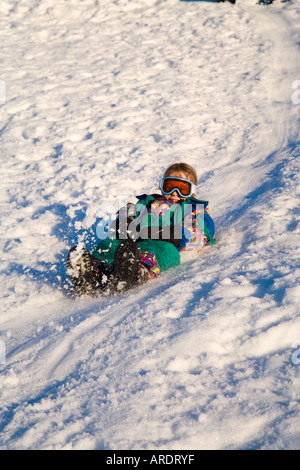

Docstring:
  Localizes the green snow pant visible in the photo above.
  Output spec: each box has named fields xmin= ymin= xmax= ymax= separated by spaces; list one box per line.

xmin=91 ymin=238 xmax=180 ymax=272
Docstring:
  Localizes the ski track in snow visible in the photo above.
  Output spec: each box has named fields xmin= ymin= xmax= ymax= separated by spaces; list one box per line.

xmin=0 ymin=0 xmax=300 ymax=450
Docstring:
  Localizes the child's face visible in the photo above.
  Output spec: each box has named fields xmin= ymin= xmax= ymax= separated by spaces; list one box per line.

xmin=163 ymin=170 xmax=194 ymax=204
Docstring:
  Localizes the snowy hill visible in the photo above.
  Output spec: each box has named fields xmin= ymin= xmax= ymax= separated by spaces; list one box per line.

xmin=0 ymin=0 xmax=300 ymax=450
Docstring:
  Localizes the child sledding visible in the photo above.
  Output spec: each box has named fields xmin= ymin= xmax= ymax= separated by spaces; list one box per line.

xmin=67 ymin=163 xmax=216 ymax=297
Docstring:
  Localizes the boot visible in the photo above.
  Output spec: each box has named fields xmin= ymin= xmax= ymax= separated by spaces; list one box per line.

xmin=107 ymin=238 xmax=147 ymax=294
xmin=67 ymin=244 xmax=99 ymax=297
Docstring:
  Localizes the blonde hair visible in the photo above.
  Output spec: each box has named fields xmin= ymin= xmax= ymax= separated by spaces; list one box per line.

xmin=163 ymin=163 xmax=198 ymax=185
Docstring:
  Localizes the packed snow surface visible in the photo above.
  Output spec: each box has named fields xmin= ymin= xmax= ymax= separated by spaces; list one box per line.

xmin=0 ymin=0 xmax=300 ymax=450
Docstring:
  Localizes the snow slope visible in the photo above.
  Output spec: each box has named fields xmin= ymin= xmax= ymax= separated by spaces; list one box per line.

xmin=0 ymin=0 xmax=300 ymax=450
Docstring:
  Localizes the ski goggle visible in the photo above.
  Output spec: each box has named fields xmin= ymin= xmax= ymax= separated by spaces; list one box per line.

xmin=160 ymin=176 xmax=195 ymax=198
